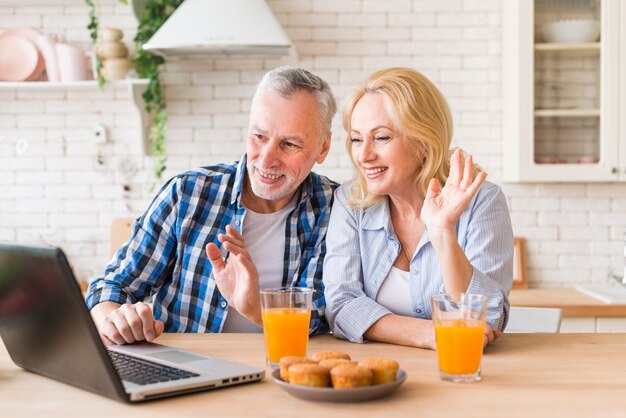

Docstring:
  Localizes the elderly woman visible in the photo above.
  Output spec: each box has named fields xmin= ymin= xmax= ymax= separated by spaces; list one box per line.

xmin=323 ymin=67 xmax=513 ymax=350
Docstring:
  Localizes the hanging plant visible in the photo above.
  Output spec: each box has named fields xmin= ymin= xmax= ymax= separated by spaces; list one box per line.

xmin=132 ymin=0 xmax=183 ymax=181
xmin=85 ymin=0 xmax=182 ymax=182
xmin=85 ymin=0 xmax=107 ymax=88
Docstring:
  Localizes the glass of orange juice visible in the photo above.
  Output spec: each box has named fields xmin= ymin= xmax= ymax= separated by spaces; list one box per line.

xmin=260 ymin=287 xmax=312 ymax=368
xmin=431 ymin=293 xmax=487 ymax=383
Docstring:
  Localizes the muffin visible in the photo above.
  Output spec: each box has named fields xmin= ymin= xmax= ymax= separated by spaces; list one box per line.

xmin=287 ymin=363 xmax=331 ymax=387
xmin=311 ymin=350 xmax=351 ymax=362
xmin=317 ymin=358 xmax=353 ymax=371
xmin=279 ymin=356 xmax=317 ymax=382
xmin=330 ymin=364 xmax=373 ymax=388
xmin=357 ymin=357 xmax=400 ymax=385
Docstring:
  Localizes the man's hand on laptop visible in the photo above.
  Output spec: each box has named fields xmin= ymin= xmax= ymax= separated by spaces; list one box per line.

xmin=91 ymin=301 xmax=164 ymax=345
xmin=206 ymin=225 xmax=263 ymax=327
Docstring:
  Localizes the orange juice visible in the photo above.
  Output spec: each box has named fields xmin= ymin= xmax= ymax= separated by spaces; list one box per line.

xmin=435 ymin=319 xmax=485 ymax=375
xmin=261 ymin=307 xmax=311 ymax=363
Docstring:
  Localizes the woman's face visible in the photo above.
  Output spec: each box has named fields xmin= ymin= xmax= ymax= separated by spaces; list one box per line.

xmin=350 ymin=93 xmax=421 ymax=198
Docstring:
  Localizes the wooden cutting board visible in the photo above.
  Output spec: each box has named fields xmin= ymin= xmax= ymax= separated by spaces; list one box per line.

xmin=109 ymin=217 xmax=134 ymax=257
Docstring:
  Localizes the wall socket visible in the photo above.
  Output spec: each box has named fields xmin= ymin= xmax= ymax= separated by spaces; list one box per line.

xmin=93 ymin=124 xmax=107 ymax=144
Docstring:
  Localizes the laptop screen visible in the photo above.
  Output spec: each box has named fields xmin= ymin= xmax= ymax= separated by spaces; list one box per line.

xmin=0 ymin=243 xmax=127 ymax=401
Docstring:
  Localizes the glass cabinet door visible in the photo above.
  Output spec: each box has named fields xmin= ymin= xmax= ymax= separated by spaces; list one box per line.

xmin=533 ymin=0 xmax=601 ymax=167
xmin=502 ymin=0 xmax=621 ymax=182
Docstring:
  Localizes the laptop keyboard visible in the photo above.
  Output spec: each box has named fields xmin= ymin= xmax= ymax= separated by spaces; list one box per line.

xmin=108 ymin=350 xmax=200 ymax=386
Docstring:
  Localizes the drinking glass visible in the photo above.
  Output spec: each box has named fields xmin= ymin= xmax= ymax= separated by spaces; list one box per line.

xmin=431 ymin=293 xmax=487 ymax=383
xmin=260 ymin=287 xmax=312 ymax=368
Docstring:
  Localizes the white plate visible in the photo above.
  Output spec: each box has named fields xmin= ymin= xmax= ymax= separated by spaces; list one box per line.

xmin=271 ymin=368 xmax=407 ymax=403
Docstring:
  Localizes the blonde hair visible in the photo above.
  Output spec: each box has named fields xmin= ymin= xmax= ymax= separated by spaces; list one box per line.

xmin=342 ymin=67 xmax=482 ymax=209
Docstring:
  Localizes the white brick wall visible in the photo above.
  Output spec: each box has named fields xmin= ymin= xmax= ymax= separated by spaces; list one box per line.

xmin=1 ymin=0 xmax=625 ymax=289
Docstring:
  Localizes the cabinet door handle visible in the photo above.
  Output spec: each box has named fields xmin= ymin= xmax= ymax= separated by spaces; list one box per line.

xmin=612 ymin=167 xmax=618 ymax=174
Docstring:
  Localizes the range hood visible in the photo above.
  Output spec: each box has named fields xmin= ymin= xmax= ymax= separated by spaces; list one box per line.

xmin=142 ymin=0 xmax=294 ymax=59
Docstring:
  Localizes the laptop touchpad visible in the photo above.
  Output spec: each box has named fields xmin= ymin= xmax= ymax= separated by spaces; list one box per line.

xmin=147 ymin=350 xmax=207 ymax=364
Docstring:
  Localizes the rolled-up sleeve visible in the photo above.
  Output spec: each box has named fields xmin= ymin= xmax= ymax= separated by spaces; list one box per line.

xmin=323 ymin=186 xmax=392 ymax=343
xmin=461 ymin=184 xmax=514 ymax=331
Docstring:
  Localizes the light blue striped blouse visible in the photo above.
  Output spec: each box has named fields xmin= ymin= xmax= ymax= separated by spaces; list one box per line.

xmin=323 ymin=180 xmax=514 ymax=343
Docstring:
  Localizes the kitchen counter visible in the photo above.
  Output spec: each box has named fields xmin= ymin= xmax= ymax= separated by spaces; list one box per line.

xmin=510 ymin=287 xmax=626 ymax=317
xmin=2 ymin=333 xmax=626 ymax=417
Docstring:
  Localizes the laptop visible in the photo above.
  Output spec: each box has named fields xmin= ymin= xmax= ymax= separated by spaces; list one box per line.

xmin=0 ymin=242 xmax=265 ymax=402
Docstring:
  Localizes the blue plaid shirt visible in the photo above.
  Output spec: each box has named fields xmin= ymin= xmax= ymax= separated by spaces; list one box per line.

xmin=86 ymin=156 xmax=337 ymax=335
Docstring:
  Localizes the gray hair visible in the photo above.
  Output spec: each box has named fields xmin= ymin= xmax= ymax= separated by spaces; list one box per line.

xmin=252 ymin=66 xmax=337 ymax=137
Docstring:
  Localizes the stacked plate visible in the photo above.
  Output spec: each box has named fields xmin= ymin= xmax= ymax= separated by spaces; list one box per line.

xmin=0 ymin=27 xmax=46 ymax=82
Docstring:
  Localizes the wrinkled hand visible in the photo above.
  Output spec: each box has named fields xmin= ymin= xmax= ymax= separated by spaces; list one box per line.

xmin=99 ymin=302 xmax=164 ymax=345
xmin=421 ymin=149 xmax=486 ymax=234
xmin=205 ymin=225 xmax=262 ymax=326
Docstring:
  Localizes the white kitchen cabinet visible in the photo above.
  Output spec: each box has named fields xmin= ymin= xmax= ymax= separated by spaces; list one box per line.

xmin=595 ymin=317 xmax=626 ymax=332
xmin=507 ymin=317 xmax=626 ymax=333
xmin=503 ymin=0 xmax=626 ymax=182
xmin=0 ymin=79 xmax=153 ymax=154
xmin=510 ymin=288 xmax=626 ymax=333
xmin=560 ymin=317 xmax=597 ymax=332
xmin=560 ymin=317 xmax=626 ymax=332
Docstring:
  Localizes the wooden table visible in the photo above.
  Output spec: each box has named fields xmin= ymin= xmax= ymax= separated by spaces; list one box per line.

xmin=510 ymin=287 xmax=626 ymax=317
xmin=2 ymin=333 xmax=626 ymax=417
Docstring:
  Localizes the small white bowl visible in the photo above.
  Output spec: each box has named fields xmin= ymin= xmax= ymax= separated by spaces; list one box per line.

xmin=541 ymin=19 xmax=600 ymax=43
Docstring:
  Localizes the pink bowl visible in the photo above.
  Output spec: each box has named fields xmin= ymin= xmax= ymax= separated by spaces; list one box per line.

xmin=0 ymin=35 xmax=40 ymax=81
xmin=535 ymin=157 xmax=557 ymax=164
xmin=577 ymin=156 xmax=599 ymax=164
xmin=0 ymin=27 xmax=45 ymax=81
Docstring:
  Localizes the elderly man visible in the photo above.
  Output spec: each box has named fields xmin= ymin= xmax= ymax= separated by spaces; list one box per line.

xmin=87 ymin=66 xmax=337 ymax=344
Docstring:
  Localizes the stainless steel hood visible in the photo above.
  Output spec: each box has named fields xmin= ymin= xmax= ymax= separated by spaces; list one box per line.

xmin=142 ymin=0 xmax=294 ymax=59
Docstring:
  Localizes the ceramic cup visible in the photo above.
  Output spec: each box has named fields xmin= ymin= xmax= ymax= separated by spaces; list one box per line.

xmin=55 ymin=43 xmax=88 ymax=81
xmin=35 ymin=34 xmax=60 ymax=82
xmin=101 ymin=27 xmax=123 ymax=42
xmin=96 ymin=42 xmax=129 ymax=59
xmin=101 ymin=58 xmax=130 ymax=80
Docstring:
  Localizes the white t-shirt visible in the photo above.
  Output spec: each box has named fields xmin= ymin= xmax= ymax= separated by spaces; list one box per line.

xmin=375 ymin=266 xmax=414 ymax=317
xmin=221 ymin=198 xmax=297 ymax=332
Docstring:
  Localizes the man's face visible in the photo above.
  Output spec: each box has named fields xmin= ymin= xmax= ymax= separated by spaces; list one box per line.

xmin=245 ymin=89 xmax=331 ymax=212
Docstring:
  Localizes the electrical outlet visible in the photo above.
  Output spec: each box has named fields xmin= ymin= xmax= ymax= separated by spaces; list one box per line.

xmin=93 ymin=124 xmax=107 ymax=144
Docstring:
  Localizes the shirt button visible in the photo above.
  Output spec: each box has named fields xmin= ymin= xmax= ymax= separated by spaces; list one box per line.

xmin=220 ymin=301 xmax=227 ymax=308
xmin=235 ymin=220 xmax=240 ymax=226
xmin=415 ymin=309 xmax=422 ymax=314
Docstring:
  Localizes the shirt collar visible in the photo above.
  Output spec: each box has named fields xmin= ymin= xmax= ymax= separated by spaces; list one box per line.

xmin=230 ymin=153 xmax=314 ymax=207
xmin=360 ymin=198 xmax=392 ymax=233
xmin=231 ymin=155 xmax=248 ymax=206
xmin=361 ymin=196 xmax=431 ymax=249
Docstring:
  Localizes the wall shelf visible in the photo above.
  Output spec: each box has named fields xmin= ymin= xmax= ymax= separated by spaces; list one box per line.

xmin=0 ymin=79 xmax=152 ymax=155
xmin=534 ymin=108 xmax=601 ymax=117
xmin=534 ymin=42 xmax=601 ymax=52
xmin=0 ymin=0 xmax=119 ymax=5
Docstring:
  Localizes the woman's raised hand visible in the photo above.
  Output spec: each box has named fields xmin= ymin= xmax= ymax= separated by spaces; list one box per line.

xmin=421 ymin=149 xmax=485 ymax=234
